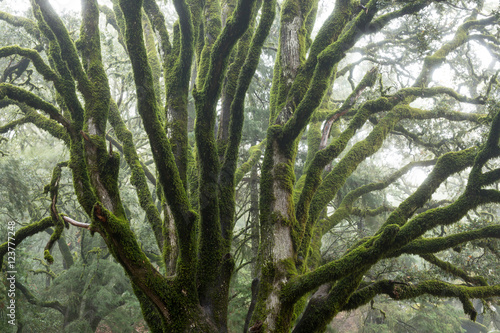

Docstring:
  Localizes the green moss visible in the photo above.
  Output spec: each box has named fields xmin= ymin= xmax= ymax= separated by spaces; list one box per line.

xmin=235 ymin=141 xmax=264 ymax=185
xmin=0 ymin=217 xmax=53 ymax=263
xmin=108 ymin=100 xmax=164 ymax=251
xmin=120 ymin=0 xmax=198 ymax=282
xmin=0 ymin=11 xmax=41 ymax=39
xmin=44 ymin=249 xmax=54 ymax=264
xmin=196 ymin=0 xmax=222 ymax=86
xmin=143 ymin=12 xmax=163 ymax=108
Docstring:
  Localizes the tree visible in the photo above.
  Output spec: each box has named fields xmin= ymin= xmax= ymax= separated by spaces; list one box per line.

xmin=1 ymin=0 xmax=500 ymax=332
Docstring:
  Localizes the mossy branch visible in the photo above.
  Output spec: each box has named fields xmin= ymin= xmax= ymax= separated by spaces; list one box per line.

xmin=290 ymin=138 xmax=500 ymax=305
xmin=480 ymin=167 xmax=500 ymax=187
xmin=394 ymin=224 xmax=500 ymax=257
xmin=393 ymin=190 xmax=500 ymax=257
xmin=31 ymin=257 xmax=57 ymax=278
xmin=414 ymin=13 xmax=497 ymax=87
xmin=467 ymin=103 xmax=500 ymax=191
xmin=0 ymin=115 xmax=30 ymax=134
xmin=235 ymin=140 xmax=266 ymax=186
xmin=108 ymin=98 xmax=164 ymax=252
xmin=43 ymin=162 xmax=68 ymax=264
xmin=105 ymin=134 xmax=156 ymax=184
xmin=219 ymin=0 xmax=275 ymax=240
xmin=420 ymin=253 xmax=488 ymax=286
xmin=194 ymin=0 xmax=258 ymax=302
xmin=293 ymin=269 xmax=367 ymax=332
xmin=343 ymin=278 xmax=500 ymax=321
xmin=379 ymin=148 xmax=478 ymax=232
xmin=0 ymin=46 xmax=58 ymax=82
xmin=29 ymin=268 xmax=57 ymax=279
xmin=90 ymin=202 xmax=174 ymax=320
xmin=389 ymin=108 xmax=500 ymax=245
xmin=99 ymin=5 xmax=127 ymax=50
xmin=195 ymin=0 xmax=222 ymax=87
xmin=33 ymin=0 xmax=93 ymax=97
xmin=319 ymin=159 xmax=436 ymax=238
xmin=143 ymin=0 xmax=171 ymax=60
xmin=279 ymin=0 xmax=378 ymax=141
xmin=119 ymin=0 xmax=198 ymax=283
xmin=367 ymin=0 xmax=433 ymax=33
xmin=281 ymin=0 xmax=432 ymax=123
xmin=396 ymin=86 xmax=487 ymax=104
xmin=271 ymin=0 xmax=350 ymax=121
xmin=80 ymin=0 xmax=111 ymax=138
xmin=351 ymin=205 xmax=393 ymax=217
xmin=319 ymin=67 xmax=379 ymax=149
xmin=301 ymin=106 xmax=401 ymax=256
xmin=392 ymin=124 xmax=447 ymax=154
xmin=217 ymin=13 xmax=255 ymax=156
xmin=164 ymin=0 xmax=196 ymax=187
xmin=0 ymin=11 xmax=41 ymax=39
xmin=0 ymin=83 xmax=71 ymax=130
xmin=295 ymin=97 xmax=392 ymax=243
xmin=44 ymin=229 xmax=75 ymax=268
xmin=30 ymin=5 xmax=86 ymax=130
xmin=382 ymin=280 xmax=500 ymax=321
xmin=0 ymin=217 xmax=53 ymax=264
xmin=195 ymin=0 xmax=257 ymax=102
xmin=281 ymin=224 xmax=399 ymax=303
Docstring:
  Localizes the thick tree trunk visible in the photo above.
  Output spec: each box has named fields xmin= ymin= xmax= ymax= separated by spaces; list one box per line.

xmin=252 ymin=136 xmax=298 ymax=332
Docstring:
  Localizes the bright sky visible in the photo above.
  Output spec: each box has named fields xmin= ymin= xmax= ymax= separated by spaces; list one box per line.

xmin=4 ymin=0 xmax=499 ymax=19
xmin=6 ymin=0 xmax=498 ymax=12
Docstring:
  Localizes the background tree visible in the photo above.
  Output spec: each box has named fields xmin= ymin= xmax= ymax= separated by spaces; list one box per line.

xmin=1 ymin=0 xmax=500 ymax=332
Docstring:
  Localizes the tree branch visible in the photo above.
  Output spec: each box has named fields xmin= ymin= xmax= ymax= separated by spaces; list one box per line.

xmin=0 ymin=217 xmax=53 ymax=264
xmin=0 ymin=84 xmax=71 ymax=130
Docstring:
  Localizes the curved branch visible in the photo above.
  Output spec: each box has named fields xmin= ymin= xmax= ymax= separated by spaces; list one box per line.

xmin=235 ymin=140 xmax=265 ymax=186
xmin=62 ymin=215 xmax=91 ymax=229
xmin=42 ymin=162 xmax=68 ymax=264
xmin=380 ymin=280 xmax=500 ymax=320
xmin=33 ymin=0 xmax=92 ymax=97
xmin=143 ymin=0 xmax=171 ymax=60
xmin=395 ymin=86 xmax=487 ymax=104
xmin=367 ymin=0 xmax=435 ymax=34
xmin=0 ymin=46 xmax=58 ymax=82
xmin=0 ymin=115 xmax=30 ymax=134
xmin=0 ymin=11 xmax=41 ymax=39
xmin=282 ymin=224 xmax=399 ymax=304
xmin=319 ymin=67 xmax=379 ymax=149
xmin=0 ymin=84 xmax=71 ymax=130
xmin=344 ymin=278 xmax=500 ymax=321
xmin=99 ymin=4 xmax=127 ymax=50
xmin=414 ymin=14 xmax=497 ymax=87
xmin=0 ymin=217 xmax=53 ymax=264
xmin=2 ymin=99 xmax=69 ymax=145
xmin=420 ymin=253 xmax=488 ymax=286
xmin=394 ymin=224 xmax=500 ymax=257
xmin=295 ymin=97 xmax=393 ymax=257
xmin=319 ymin=159 xmax=436 ymax=238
